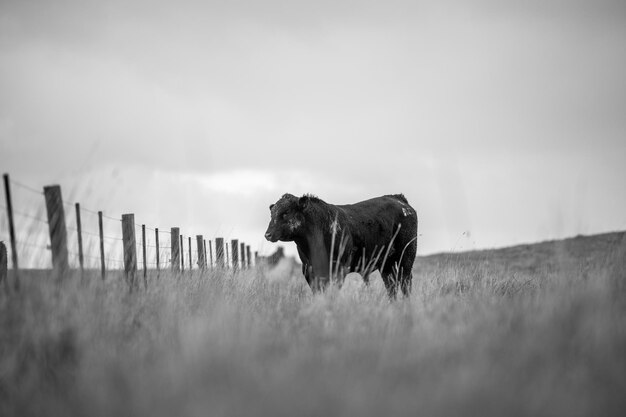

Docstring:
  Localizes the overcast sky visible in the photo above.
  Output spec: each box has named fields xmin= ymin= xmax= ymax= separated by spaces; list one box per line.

xmin=1 ymin=0 xmax=625 ymax=262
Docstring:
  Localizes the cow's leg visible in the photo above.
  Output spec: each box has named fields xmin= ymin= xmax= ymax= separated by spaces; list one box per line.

xmin=299 ymin=262 xmax=317 ymax=289
xmin=352 ymin=251 xmax=372 ymax=285
xmin=297 ymin=246 xmax=315 ymax=288
xmin=384 ymin=263 xmax=413 ymax=298
xmin=310 ymin=273 xmax=328 ymax=292
xmin=359 ymin=258 xmax=371 ymax=286
xmin=304 ymin=230 xmax=330 ymax=292
xmin=398 ymin=244 xmax=416 ymax=297
xmin=381 ymin=259 xmax=413 ymax=299
xmin=300 ymin=263 xmax=312 ymax=287
xmin=381 ymin=272 xmax=399 ymax=299
xmin=399 ymin=271 xmax=412 ymax=297
xmin=302 ymin=263 xmax=311 ymax=285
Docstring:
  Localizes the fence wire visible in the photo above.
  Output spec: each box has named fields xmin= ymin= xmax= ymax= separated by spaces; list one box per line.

xmin=2 ymin=175 xmax=241 ymax=272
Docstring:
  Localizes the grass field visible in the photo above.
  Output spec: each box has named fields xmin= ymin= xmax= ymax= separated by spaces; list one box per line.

xmin=1 ymin=232 xmax=625 ymax=416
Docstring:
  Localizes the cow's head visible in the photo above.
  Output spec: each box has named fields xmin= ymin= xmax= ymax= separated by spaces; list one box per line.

xmin=264 ymin=193 xmax=310 ymax=242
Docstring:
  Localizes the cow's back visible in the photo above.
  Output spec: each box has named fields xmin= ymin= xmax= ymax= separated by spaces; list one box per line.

xmin=337 ymin=194 xmax=417 ymax=255
xmin=338 ymin=195 xmax=414 ymax=224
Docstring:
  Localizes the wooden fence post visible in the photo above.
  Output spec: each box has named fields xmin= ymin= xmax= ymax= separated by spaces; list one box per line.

xmin=231 ymin=239 xmax=239 ymax=270
xmin=2 ymin=174 xmax=19 ymax=290
xmin=180 ymin=235 xmax=184 ymax=272
xmin=196 ymin=235 xmax=205 ymax=270
xmin=75 ymin=203 xmax=84 ymax=278
xmin=0 ymin=242 xmax=7 ymax=293
xmin=240 ymin=242 xmax=246 ymax=270
xmin=141 ymin=224 xmax=147 ymax=289
xmin=215 ymin=238 xmax=224 ymax=268
xmin=208 ymin=240 xmax=214 ymax=268
xmin=43 ymin=185 xmax=69 ymax=279
xmin=98 ymin=211 xmax=105 ymax=280
xmin=203 ymin=239 xmax=208 ymax=269
xmin=121 ymin=214 xmax=137 ymax=291
xmin=171 ymin=227 xmax=180 ymax=272
xmin=155 ymin=228 xmax=160 ymax=274
xmin=246 ymin=245 xmax=252 ymax=268
xmin=188 ymin=236 xmax=192 ymax=271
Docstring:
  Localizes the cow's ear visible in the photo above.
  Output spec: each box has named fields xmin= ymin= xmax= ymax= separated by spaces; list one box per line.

xmin=269 ymin=204 xmax=275 ymax=211
xmin=298 ymin=196 xmax=309 ymax=210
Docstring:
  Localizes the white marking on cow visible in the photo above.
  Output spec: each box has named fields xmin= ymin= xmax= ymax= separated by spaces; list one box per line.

xmin=289 ymin=218 xmax=301 ymax=231
xmin=402 ymin=208 xmax=410 ymax=216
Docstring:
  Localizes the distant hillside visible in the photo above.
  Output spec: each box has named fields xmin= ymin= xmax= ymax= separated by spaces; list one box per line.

xmin=417 ymin=231 xmax=626 ymax=279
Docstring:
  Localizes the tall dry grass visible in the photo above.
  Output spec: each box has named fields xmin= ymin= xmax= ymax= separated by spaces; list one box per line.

xmin=0 ymin=233 xmax=625 ymax=417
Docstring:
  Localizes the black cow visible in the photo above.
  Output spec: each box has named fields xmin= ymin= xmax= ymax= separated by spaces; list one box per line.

xmin=264 ymin=193 xmax=418 ymax=297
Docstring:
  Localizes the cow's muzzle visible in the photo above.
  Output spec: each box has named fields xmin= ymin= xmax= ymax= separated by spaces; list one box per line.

xmin=264 ymin=231 xmax=277 ymax=242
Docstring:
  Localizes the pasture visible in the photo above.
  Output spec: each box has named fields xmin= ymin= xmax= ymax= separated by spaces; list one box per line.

xmin=1 ymin=232 xmax=625 ymax=416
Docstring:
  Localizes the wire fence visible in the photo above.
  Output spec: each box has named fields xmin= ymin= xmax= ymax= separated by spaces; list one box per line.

xmin=0 ymin=173 xmax=258 ymax=282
